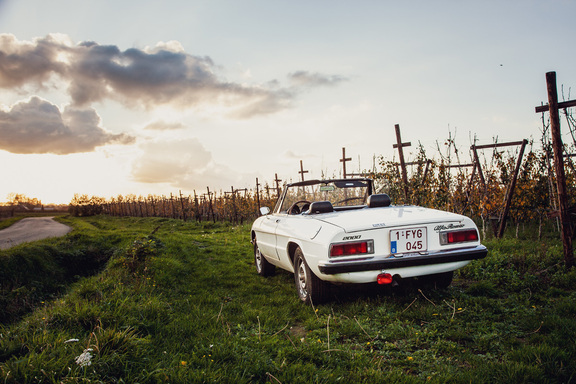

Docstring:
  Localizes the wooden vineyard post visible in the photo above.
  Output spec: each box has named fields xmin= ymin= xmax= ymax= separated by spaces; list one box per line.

xmin=150 ymin=196 xmax=156 ymax=217
xmin=497 ymin=139 xmax=528 ymax=238
xmin=403 ymin=159 xmax=433 ymax=206
xmin=274 ymin=173 xmax=282 ymax=198
xmin=443 ymin=163 xmax=474 ymax=214
xmin=224 ymin=186 xmax=238 ymax=223
xmin=469 ymin=146 xmax=487 ymax=194
xmin=206 ymin=187 xmax=215 ymax=222
xmin=193 ymin=191 xmax=200 ymax=221
xmin=169 ymin=193 xmax=176 ymax=219
xmin=422 ymin=159 xmax=432 ymax=184
xmin=415 ymin=159 xmax=433 ymax=206
xmin=299 ymin=160 xmax=309 ymax=182
xmin=471 ymin=140 xmax=527 ymax=237
xmin=255 ymin=178 xmax=261 ymax=214
xmin=236 ymin=188 xmax=248 ymax=223
xmin=535 ymin=71 xmax=576 ymax=268
xmin=340 ymin=147 xmax=352 ymax=179
xmin=179 ymin=190 xmax=187 ymax=221
xmin=393 ymin=124 xmax=411 ymax=201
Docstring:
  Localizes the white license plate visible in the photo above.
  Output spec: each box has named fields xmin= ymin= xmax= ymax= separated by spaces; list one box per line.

xmin=390 ymin=227 xmax=427 ymax=254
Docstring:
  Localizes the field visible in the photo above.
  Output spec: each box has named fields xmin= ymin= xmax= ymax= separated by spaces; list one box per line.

xmin=1 ymin=215 xmax=575 ymax=383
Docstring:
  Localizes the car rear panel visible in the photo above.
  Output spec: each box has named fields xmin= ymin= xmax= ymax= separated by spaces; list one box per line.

xmin=314 ymin=206 xmax=487 ymax=282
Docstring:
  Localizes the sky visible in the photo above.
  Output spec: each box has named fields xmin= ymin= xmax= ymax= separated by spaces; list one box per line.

xmin=0 ymin=0 xmax=575 ymax=204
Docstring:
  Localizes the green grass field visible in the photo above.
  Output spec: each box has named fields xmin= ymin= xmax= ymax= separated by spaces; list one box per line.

xmin=1 ymin=215 xmax=575 ymax=383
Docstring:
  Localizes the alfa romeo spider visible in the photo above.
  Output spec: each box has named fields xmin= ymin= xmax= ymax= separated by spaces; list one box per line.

xmin=250 ymin=178 xmax=487 ymax=304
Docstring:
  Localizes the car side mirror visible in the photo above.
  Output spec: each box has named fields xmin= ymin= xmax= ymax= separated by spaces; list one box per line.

xmin=260 ymin=207 xmax=271 ymax=216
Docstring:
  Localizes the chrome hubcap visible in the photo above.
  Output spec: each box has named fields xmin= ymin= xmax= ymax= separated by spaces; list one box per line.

xmin=297 ymin=261 xmax=308 ymax=297
xmin=255 ymin=248 xmax=262 ymax=271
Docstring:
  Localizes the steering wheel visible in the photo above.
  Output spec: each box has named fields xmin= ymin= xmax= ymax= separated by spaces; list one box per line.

xmin=287 ymin=200 xmax=312 ymax=215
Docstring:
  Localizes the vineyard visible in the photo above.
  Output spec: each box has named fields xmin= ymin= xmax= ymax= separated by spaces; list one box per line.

xmin=74 ymin=126 xmax=573 ymax=221
xmin=69 ymin=128 xmax=575 ymax=236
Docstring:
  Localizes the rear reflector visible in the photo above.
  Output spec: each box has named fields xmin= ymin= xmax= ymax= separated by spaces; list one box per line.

xmin=439 ymin=229 xmax=479 ymax=245
xmin=330 ymin=240 xmax=374 ymax=257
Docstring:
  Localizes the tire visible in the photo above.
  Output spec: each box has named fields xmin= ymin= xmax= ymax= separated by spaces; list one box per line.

xmin=293 ymin=247 xmax=329 ymax=304
xmin=254 ymin=241 xmax=275 ymax=277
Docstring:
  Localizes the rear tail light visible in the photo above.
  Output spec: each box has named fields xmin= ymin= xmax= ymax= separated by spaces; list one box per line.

xmin=439 ymin=229 xmax=479 ymax=245
xmin=330 ymin=240 xmax=374 ymax=257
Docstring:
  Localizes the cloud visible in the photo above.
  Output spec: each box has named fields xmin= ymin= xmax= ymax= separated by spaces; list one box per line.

xmin=0 ymin=97 xmax=134 ymax=154
xmin=0 ymin=34 xmax=348 ymax=119
xmin=0 ymin=34 xmax=303 ymax=118
xmin=0 ymin=34 xmax=68 ymax=88
xmin=131 ymin=138 xmax=249 ymax=190
xmin=288 ymin=71 xmax=348 ymax=88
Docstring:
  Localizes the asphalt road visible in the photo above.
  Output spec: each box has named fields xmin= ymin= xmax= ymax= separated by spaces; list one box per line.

xmin=0 ymin=217 xmax=72 ymax=250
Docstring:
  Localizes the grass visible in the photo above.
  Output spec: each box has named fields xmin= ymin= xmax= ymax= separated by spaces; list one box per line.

xmin=0 ymin=215 xmax=575 ymax=383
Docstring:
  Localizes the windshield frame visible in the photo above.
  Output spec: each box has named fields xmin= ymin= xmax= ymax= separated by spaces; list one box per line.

xmin=274 ymin=178 xmax=374 ymax=214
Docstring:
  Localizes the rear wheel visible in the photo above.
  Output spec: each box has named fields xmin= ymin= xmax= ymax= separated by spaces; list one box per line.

xmin=294 ymin=247 xmax=329 ymax=304
xmin=254 ymin=240 xmax=275 ymax=277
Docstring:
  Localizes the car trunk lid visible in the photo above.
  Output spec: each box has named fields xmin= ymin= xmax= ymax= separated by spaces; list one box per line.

xmin=317 ymin=206 xmax=464 ymax=233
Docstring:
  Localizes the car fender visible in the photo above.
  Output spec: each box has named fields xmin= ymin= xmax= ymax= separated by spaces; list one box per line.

xmin=288 ymin=223 xmax=342 ymax=278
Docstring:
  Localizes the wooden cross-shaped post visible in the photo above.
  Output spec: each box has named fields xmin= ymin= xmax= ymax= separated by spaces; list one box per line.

xmin=535 ymin=71 xmax=576 ymax=268
xmin=299 ymin=160 xmax=309 ymax=182
xmin=340 ymin=147 xmax=352 ymax=179
xmin=393 ymin=124 xmax=411 ymax=200
xmin=274 ymin=173 xmax=282 ymax=197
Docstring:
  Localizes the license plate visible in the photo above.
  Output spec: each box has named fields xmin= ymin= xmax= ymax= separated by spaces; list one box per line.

xmin=390 ymin=227 xmax=427 ymax=254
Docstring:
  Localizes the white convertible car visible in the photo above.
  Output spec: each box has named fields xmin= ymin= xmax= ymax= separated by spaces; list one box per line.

xmin=251 ymin=178 xmax=487 ymax=304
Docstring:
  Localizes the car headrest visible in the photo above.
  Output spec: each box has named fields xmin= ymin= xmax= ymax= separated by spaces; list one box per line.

xmin=309 ymin=201 xmax=334 ymax=214
xmin=367 ymin=194 xmax=391 ymax=208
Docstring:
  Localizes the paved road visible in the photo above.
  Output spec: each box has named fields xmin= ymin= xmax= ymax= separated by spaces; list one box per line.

xmin=0 ymin=217 xmax=72 ymax=250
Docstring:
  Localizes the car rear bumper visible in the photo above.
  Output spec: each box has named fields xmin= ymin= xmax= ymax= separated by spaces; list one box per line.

xmin=318 ymin=245 xmax=488 ymax=275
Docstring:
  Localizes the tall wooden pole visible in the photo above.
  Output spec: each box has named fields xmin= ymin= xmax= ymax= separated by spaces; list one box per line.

xmin=274 ymin=173 xmax=282 ymax=198
xmin=255 ymin=178 xmax=261 ymax=214
xmin=394 ymin=124 xmax=410 ymax=201
xmin=299 ymin=160 xmax=308 ymax=182
xmin=546 ymin=71 xmax=574 ymax=268
xmin=340 ymin=147 xmax=352 ymax=179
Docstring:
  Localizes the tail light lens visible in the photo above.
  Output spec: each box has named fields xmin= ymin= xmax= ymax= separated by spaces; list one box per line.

xmin=439 ymin=229 xmax=479 ymax=245
xmin=377 ymin=273 xmax=393 ymax=285
xmin=330 ymin=240 xmax=374 ymax=257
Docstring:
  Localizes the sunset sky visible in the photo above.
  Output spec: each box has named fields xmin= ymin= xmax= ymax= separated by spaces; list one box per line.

xmin=1 ymin=0 xmax=575 ymax=204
